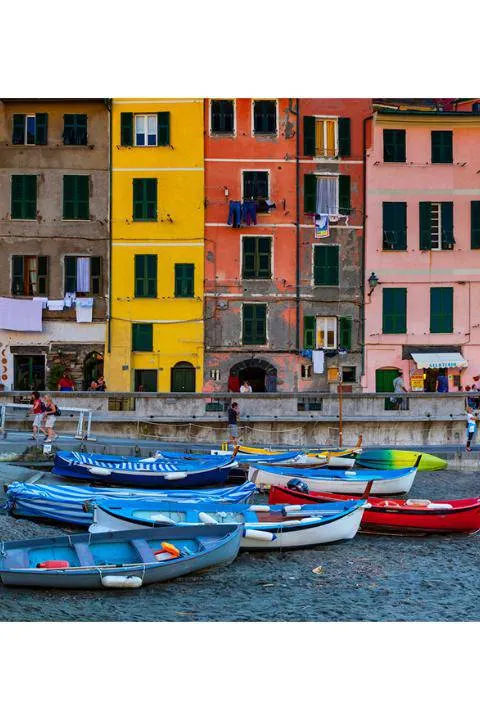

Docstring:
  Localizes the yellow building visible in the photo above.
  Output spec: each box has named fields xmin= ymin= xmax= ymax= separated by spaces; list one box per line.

xmin=104 ymin=99 xmax=204 ymax=392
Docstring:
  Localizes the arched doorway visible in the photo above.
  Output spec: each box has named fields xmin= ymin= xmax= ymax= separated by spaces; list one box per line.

xmin=171 ymin=362 xmax=196 ymax=392
xmin=83 ymin=351 xmax=104 ymax=390
xmin=229 ymin=359 xmax=277 ymax=393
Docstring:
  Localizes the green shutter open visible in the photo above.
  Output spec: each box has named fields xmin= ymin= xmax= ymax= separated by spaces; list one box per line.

xmin=303 ymin=316 xmax=315 ymax=349
xmin=157 ymin=112 xmax=170 ymax=146
xmin=339 ymin=316 xmax=352 ymax=350
xmin=121 ymin=112 xmax=134 ymax=146
xmin=304 ymin=174 xmax=317 ymax=213
xmin=35 ymin=113 xmax=48 ymax=145
xmin=11 ymin=256 xmax=24 ymax=295
xmin=38 ymin=256 xmax=49 ymax=295
xmin=419 ymin=202 xmax=432 ymax=250
xmin=382 ymin=288 xmax=407 ymax=334
xmin=338 ymin=175 xmax=351 ymax=215
xmin=441 ymin=202 xmax=454 ymax=248
xmin=471 ymin=201 xmax=480 ymax=249
xmin=338 ymin=118 xmax=351 ymax=157
xmin=64 ymin=256 xmax=77 ymax=293
xmin=303 ymin=116 xmax=316 ymax=156
xmin=12 ymin=114 xmax=25 ymax=144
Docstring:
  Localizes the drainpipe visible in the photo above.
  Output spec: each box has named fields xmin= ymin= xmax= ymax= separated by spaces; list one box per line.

xmin=295 ymin=98 xmax=301 ymax=351
xmin=106 ymin=98 xmax=112 ymax=354
xmin=361 ymin=112 xmax=373 ymax=383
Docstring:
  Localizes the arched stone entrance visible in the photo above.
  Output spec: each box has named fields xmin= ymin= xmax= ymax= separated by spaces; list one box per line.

xmin=83 ymin=351 xmax=104 ymax=390
xmin=229 ymin=359 xmax=277 ymax=393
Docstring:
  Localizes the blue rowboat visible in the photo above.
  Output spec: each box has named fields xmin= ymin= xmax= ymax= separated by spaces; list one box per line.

xmin=0 ymin=524 xmax=242 ymax=589
xmin=4 ymin=481 xmax=257 ymax=526
xmin=161 ymin=449 xmax=304 ymax=464
xmin=89 ymin=497 xmax=368 ymax=549
xmin=53 ymin=451 xmax=239 ymax=488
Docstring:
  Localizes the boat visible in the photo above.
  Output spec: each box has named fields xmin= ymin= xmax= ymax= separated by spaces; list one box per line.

xmin=3 ymin=480 xmax=257 ymax=526
xmin=53 ymin=451 xmax=239 ymax=488
xmin=0 ymin=524 xmax=242 ymax=589
xmin=248 ymin=457 xmax=420 ymax=495
xmin=269 ymin=484 xmax=480 ymax=535
xmin=214 ymin=438 xmax=362 ymax=469
xmin=88 ymin=497 xmax=368 ymax=549
xmin=356 ymin=449 xmax=447 ymax=471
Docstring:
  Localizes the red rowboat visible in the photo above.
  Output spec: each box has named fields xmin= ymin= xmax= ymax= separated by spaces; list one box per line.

xmin=268 ymin=485 xmax=480 ymax=535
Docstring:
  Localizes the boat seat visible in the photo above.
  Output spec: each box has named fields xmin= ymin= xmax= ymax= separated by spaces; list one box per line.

xmin=3 ymin=549 xmax=29 ymax=570
xmin=73 ymin=542 xmax=95 ymax=567
xmin=131 ymin=539 xmax=157 ymax=564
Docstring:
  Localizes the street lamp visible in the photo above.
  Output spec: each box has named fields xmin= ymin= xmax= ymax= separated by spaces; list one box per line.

xmin=368 ymin=272 xmax=380 ymax=297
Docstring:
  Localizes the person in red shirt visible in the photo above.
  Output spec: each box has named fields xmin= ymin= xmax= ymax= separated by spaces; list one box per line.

xmin=29 ymin=391 xmax=46 ymax=440
xmin=57 ymin=372 xmax=75 ymax=392
xmin=227 ymin=372 xmax=240 ymax=392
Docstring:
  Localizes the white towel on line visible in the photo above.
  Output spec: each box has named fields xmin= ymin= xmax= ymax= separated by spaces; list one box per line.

xmin=312 ymin=350 xmax=325 ymax=374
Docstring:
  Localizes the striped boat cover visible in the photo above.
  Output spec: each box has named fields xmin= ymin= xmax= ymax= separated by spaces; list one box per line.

xmin=5 ymin=481 xmax=256 ymax=526
xmin=58 ymin=451 xmax=232 ymax=474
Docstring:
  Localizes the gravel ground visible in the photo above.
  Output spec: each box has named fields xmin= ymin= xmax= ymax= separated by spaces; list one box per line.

xmin=0 ymin=469 xmax=479 ymax=621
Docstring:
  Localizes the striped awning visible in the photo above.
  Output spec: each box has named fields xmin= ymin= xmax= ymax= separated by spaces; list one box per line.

xmin=411 ymin=352 xmax=467 ymax=369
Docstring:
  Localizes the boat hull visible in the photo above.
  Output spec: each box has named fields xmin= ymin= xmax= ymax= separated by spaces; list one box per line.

xmin=356 ymin=449 xmax=447 ymax=472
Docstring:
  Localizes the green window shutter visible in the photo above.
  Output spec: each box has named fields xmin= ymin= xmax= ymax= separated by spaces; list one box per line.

xmin=383 ymin=202 xmax=407 ymax=250
xmin=383 ymin=129 xmax=406 ymax=162
xmin=338 ymin=175 xmax=351 ymax=215
xmin=243 ymin=304 xmax=267 ymax=345
xmin=175 ymin=263 xmax=194 ymax=298
xmin=157 ymin=112 xmax=170 ymax=146
xmin=135 ymin=254 xmax=157 ymax=298
xmin=11 ymin=175 xmax=37 ymax=219
xmin=471 ymin=201 xmax=480 ymax=249
xmin=430 ymin=287 xmax=453 ymax=333
xmin=303 ymin=116 xmax=316 ymax=156
xmin=132 ymin=323 xmax=153 ymax=352
xmin=242 ymin=236 xmax=256 ymax=279
xmin=64 ymin=256 xmax=77 ymax=293
xmin=303 ymin=316 xmax=315 ymax=349
xmin=419 ymin=201 xmax=432 ymax=250
xmin=338 ymin=118 xmax=351 ymax=157
xmin=121 ymin=112 xmax=134 ymax=146
xmin=382 ymin=288 xmax=407 ymax=334
xmin=76 ymin=114 xmax=88 ymax=144
xmin=242 ymin=237 xmax=271 ymax=279
xmin=35 ymin=113 xmax=48 ymax=145
xmin=63 ymin=176 xmax=89 ymax=220
xmin=133 ymin=179 xmax=157 ymax=220
xmin=11 ymin=256 xmax=24 ymax=295
xmin=91 ymin=256 xmax=101 ymax=294
xmin=441 ymin=201 xmax=454 ymax=249
xmin=431 ymin=130 xmax=453 ymax=163
xmin=304 ymin=174 xmax=317 ymax=213
xmin=12 ymin=114 xmax=25 ymax=144
xmin=257 ymin=237 xmax=271 ymax=278
xmin=314 ymin=245 xmax=339 ymax=286
xmin=339 ymin=316 xmax=352 ymax=350
xmin=38 ymin=256 xmax=49 ymax=295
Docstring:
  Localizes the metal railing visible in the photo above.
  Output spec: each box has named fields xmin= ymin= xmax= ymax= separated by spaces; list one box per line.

xmin=0 ymin=403 xmax=95 ymax=440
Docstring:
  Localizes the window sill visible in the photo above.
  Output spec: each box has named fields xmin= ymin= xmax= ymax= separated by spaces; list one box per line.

xmin=383 ymin=160 xmax=406 ymax=164
xmin=10 ymin=218 xmax=37 ymax=222
xmin=61 ymin=218 xmax=90 ymax=222
xmin=210 ymin=132 xmax=235 ymax=137
xmin=253 ymin=132 xmax=278 ymax=138
xmin=132 ymin=219 xmax=158 ymax=223
xmin=382 ymin=247 xmax=407 ymax=252
xmin=242 ymin=277 xmax=273 ymax=281
xmin=431 ymin=161 xmax=453 ymax=165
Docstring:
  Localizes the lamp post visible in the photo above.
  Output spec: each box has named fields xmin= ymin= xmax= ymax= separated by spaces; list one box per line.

xmin=368 ymin=272 xmax=380 ymax=297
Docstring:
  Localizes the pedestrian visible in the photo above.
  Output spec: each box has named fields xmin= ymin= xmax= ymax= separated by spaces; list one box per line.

xmin=240 ymin=379 xmax=253 ymax=394
xmin=57 ymin=371 xmax=75 ymax=392
xmin=29 ymin=391 xmax=46 ymax=440
xmin=96 ymin=376 xmax=106 ymax=391
xmin=265 ymin=371 xmax=277 ymax=392
xmin=227 ymin=402 xmax=240 ymax=445
xmin=392 ymin=370 xmax=408 ymax=410
xmin=42 ymin=395 xmax=59 ymax=442
xmin=466 ymin=409 xmax=478 ymax=452
xmin=88 ymin=380 xmax=98 ymax=391
xmin=227 ymin=372 xmax=240 ymax=393
xmin=436 ymin=371 xmax=449 ymax=393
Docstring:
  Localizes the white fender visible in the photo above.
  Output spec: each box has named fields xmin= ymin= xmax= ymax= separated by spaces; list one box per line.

xmin=101 ymin=575 xmax=142 ymax=589
xmin=148 ymin=514 xmax=176 ymax=524
xmin=283 ymin=505 xmax=303 ymax=513
xmin=198 ymin=512 xmax=219 ymax=524
xmin=163 ymin=472 xmax=187 ymax=481
xmin=87 ymin=466 xmax=111 ymax=476
xmin=243 ymin=528 xmax=276 ymax=542
xmin=250 ymin=505 xmax=271 ymax=512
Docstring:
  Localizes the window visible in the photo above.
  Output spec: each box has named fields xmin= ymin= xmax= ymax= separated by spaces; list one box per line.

xmin=132 ymin=323 xmax=153 ymax=352
xmin=301 ymin=365 xmax=312 ymax=379
xmin=431 ymin=130 xmax=453 ymax=163
xmin=243 ymin=171 xmax=269 ymax=212
xmin=316 ymin=317 xmax=337 ymax=349
xmin=211 ymin=100 xmax=234 ymax=134
xmin=471 ymin=201 xmax=480 ymax=249
xmin=383 ymin=202 xmax=407 ymax=250
xmin=120 ymin=112 xmax=170 ymax=147
xmin=11 ymin=256 xmax=48 ymax=296
xmin=419 ymin=202 xmax=454 ymax=250
xmin=175 ymin=263 xmax=194 ymax=298
xmin=253 ymin=100 xmax=277 ymax=135
xmin=133 ymin=179 xmax=157 ymax=221
xmin=134 ymin=369 xmax=157 ymax=392
xmin=63 ymin=114 xmax=87 ymax=145
xmin=303 ymin=316 xmax=315 ymax=349
xmin=342 ymin=366 xmax=357 ymax=383
xmin=303 ymin=116 xmax=351 ymax=158
xmin=12 ymin=113 xmax=48 ymax=145
xmin=304 ymin=174 xmax=350 ymax=216
xmin=430 ymin=287 xmax=453 ymax=333
xmin=382 ymin=288 xmax=407 ymax=334
xmin=209 ymin=369 xmax=221 ymax=381
xmin=314 ymin=245 xmax=339 ymax=286
xmin=64 ymin=256 xmax=101 ymax=295
xmin=134 ymin=255 xmax=157 ymax=298
xmin=242 ymin=304 xmax=267 ymax=345
xmin=63 ymin=175 xmax=89 ymax=220
xmin=339 ymin=316 xmax=352 ymax=350
xmin=242 ymin=236 xmax=272 ymax=279
xmin=383 ymin=129 xmax=406 ymax=162
xmin=11 ymin=175 xmax=37 ymax=219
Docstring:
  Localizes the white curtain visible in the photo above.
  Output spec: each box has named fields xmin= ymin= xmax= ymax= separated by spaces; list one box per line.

xmin=316 ymin=177 xmax=338 ymax=216
xmin=76 ymin=257 xmax=91 ymax=293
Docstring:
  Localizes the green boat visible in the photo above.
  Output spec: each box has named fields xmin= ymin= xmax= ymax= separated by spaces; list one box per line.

xmin=356 ymin=449 xmax=447 ymax=472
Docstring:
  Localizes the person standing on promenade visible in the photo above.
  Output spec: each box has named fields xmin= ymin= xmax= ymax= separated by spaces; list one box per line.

xmin=466 ymin=409 xmax=478 ymax=452
xmin=227 ymin=372 xmax=240 ymax=393
xmin=57 ymin=372 xmax=75 ymax=392
xmin=228 ymin=402 xmax=240 ymax=445
xmin=436 ymin=371 xmax=449 ymax=392
xmin=29 ymin=391 xmax=46 ymax=440
xmin=392 ymin=370 xmax=408 ymax=410
xmin=240 ymin=379 xmax=253 ymax=394
xmin=42 ymin=395 xmax=59 ymax=442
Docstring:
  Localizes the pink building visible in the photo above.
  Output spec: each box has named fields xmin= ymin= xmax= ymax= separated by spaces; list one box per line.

xmin=364 ymin=101 xmax=480 ymax=394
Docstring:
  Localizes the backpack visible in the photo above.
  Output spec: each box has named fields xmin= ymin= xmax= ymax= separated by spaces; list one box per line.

xmin=54 ymin=405 xmax=62 ymax=417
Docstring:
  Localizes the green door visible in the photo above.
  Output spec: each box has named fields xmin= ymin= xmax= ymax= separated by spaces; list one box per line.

xmin=376 ymin=368 xmax=400 ymax=410
xmin=171 ymin=363 xmax=195 ymax=392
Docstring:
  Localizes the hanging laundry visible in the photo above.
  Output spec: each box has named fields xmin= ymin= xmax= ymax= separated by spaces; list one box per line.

xmin=227 ymin=201 xmax=242 ymax=228
xmin=312 ymin=350 xmax=325 ymax=374
xmin=64 ymin=292 xmax=76 ymax=308
xmin=0 ymin=297 xmax=42 ymax=331
xmin=32 ymin=296 xmax=48 ymax=309
xmin=76 ymin=257 xmax=91 ymax=293
xmin=47 ymin=299 xmax=65 ymax=311
xmin=301 ymin=349 xmax=313 ymax=360
xmin=315 ymin=214 xmax=330 ymax=239
xmin=75 ymin=297 xmax=94 ymax=323
xmin=242 ymin=201 xmax=257 ymax=226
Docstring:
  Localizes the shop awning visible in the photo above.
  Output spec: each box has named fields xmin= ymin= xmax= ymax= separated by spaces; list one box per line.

xmin=411 ymin=352 xmax=467 ymax=369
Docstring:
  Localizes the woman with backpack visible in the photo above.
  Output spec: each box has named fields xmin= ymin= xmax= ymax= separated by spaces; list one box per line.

xmin=42 ymin=395 xmax=60 ymax=442
xmin=29 ymin=391 xmax=46 ymax=440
